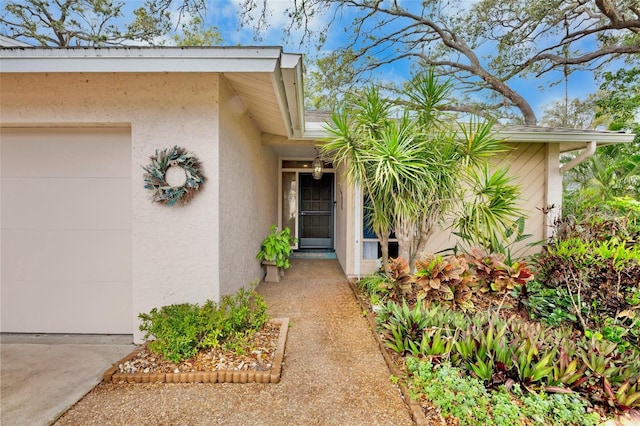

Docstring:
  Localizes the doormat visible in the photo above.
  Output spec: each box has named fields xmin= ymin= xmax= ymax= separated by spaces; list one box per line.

xmin=290 ymin=251 xmax=337 ymax=259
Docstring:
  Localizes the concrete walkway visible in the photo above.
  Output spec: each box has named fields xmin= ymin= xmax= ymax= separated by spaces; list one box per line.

xmin=5 ymin=259 xmax=415 ymax=425
xmin=1 ymin=334 xmax=134 ymax=426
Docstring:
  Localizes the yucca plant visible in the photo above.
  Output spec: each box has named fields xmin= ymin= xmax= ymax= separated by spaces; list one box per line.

xmin=323 ymin=70 xmax=521 ymax=270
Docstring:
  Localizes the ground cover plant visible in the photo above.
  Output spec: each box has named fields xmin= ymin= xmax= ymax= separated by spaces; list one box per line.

xmin=359 ymin=212 xmax=640 ymax=423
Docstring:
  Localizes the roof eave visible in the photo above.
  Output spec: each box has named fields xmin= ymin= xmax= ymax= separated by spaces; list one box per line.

xmin=0 ymin=46 xmax=306 ymax=140
xmin=0 ymin=46 xmax=286 ymax=73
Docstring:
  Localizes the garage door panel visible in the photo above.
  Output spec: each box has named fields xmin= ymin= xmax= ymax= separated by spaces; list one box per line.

xmin=1 ymin=280 xmax=132 ymax=334
xmin=1 ymin=128 xmax=131 ymax=178
xmin=1 ymin=127 xmax=132 ymax=334
xmin=2 ymin=229 xmax=131 ymax=283
xmin=2 ymin=178 xmax=131 ymax=230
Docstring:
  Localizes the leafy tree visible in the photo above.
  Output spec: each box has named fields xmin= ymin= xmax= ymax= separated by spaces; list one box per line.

xmin=562 ymin=67 xmax=640 ymax=215
xmin=597 ymin=67 xmax=640 ymax=130
xmin=322 ymin=70 xmax=523 ymax=269
xmin=172 ymin=15 xmax=221 ymax=46
xmin=305 ymin=49 xmax=361 ymax=112
xmin=540 ymin=96 xmax=600 ymax=129
xmin=1 ymin=0 xmax=206 ymax=46
xmin=240 ymin=0 xmax=640 ymax=124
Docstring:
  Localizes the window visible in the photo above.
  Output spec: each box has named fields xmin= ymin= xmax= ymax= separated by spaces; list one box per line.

xmin=362 ymin=196 xmax=397 ymax=260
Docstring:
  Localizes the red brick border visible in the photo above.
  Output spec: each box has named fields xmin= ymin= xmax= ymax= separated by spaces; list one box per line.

xmin=103 ymin=318 xmax=289 ymax=384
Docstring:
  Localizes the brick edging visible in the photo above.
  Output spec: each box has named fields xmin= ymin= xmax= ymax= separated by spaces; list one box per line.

xmin=347 ymin=279 xmax=430 ymax=426
xmin=103 ymin=318 xmax=289 ymax=384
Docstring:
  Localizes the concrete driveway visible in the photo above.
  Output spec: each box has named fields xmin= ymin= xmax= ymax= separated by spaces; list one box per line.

xmin=1 ymin=334 xmax=134 ymax=426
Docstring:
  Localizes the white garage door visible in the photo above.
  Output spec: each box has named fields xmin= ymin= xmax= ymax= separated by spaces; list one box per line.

xmin=1 ymin=128 xmax=132 ymax=334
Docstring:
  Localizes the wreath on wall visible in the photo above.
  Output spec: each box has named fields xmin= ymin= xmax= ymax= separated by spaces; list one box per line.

xmin=142 ymin=146 xmax=206 ymax=206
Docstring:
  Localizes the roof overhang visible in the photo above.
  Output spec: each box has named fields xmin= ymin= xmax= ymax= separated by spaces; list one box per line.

xmin=493 ymin=125 xmax=636 ymax=153
xmin=0 ymin=46 xmax=305 ymax=138
xmin=300 ymin=121 xmax=636 ymax=151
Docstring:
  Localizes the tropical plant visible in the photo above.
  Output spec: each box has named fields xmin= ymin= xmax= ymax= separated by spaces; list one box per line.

xmin=377 ymin=300 xmax=432 ymax=355
xmin=376 ymin=299 xmax=640 ymax=411
xmin=256 ymin=225 xmax=296 ymax=269
xmin=322 ymin=70 xmax=523 ymax=270
xmin=529 ymin=214 xmax=640 ymax=340
xmin=464 ymin=248 xmax=534 ymax=293
xmin=413 ymin=253 xmax=475 ymax=312
xmin=383 ymin=257 xmax=414 ymax=299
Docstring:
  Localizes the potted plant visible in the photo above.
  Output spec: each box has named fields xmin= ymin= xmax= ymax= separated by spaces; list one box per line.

xmin=256 ymin=225 xmax=296 ymax=282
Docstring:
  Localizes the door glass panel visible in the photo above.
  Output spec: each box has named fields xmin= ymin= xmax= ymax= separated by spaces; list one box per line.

xmin=281 ymin=172 xmax=297 ymax=241
xmin=298 ymin=173 xmax=334 ymax=249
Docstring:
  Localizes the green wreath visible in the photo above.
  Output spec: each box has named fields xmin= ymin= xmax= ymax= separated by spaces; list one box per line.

xmin=143 ymin=146 xmax=206 ymax=206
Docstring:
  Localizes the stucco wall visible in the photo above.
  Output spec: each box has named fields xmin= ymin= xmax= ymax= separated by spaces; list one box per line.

xmin=0 ymin=72 xmax=221 ymax=342
xmin=218 ymin=77 xmax=278 ymax=296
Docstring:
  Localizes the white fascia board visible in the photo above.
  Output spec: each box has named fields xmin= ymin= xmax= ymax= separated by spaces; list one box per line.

xmin=0 ymin=36 xmax=31 ymax=47
xmin=301 ymin=122 xmax=636 ymax=145
xmin=280 ymin=55 xmax=305 ymax=138
xmin=270 ymin=52 xmax=304 ymax=139
xmin=495 ymin=129 xmax=635 ymax=145
xmin=0 ymin=46 xmax=285 ymax=73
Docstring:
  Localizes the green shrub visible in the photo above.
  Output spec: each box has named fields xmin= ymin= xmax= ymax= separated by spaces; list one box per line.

xmin=377 ymin=300 xmax=640 ymax=411
xmin=138 ymin=283 xmax=268 ymax=362
xmin=527 ymin=213 xmax=640 ymax=350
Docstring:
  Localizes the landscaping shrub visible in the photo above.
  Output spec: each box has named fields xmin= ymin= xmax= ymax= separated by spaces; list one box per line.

xmin=360 ymin=211 xmax=640 ymax=422
xmin=376 ymin=302 xmax=640 ymax=411
xmin=358 ymin=250 xmax=534 ymax=311
xmin=525 ymin=213 xmax=640 ymax=349
xmin=138 ymin=283 xmax=268 ymax=362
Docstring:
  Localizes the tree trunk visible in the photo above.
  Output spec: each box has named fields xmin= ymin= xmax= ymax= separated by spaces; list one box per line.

xmin=376 ymin=231 xmax=390 ymax=276
xmin=395 ymin=215 xmax=413 ymax=265
xmin=416 ymin=215 xmax=436 ymax=256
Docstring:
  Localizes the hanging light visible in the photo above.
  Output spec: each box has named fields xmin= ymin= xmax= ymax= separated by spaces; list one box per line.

xmin=312 ymin=149 xmax=323 ymax=180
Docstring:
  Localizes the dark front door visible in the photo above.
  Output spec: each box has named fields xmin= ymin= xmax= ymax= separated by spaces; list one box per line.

xmin=298 ymin=173 xmax=334 ymax=249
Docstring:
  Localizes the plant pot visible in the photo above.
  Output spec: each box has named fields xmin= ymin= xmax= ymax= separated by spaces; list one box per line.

xmin=263 ymin=261 xmax=281 ymax=283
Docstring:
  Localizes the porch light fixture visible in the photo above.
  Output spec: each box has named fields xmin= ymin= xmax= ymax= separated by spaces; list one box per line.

xmin=312 ymin=150 xmax=323 ymax=180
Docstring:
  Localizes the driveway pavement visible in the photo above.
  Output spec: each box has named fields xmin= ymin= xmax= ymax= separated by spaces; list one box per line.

xmin=1 ymin=334 xmax=134 ymax=426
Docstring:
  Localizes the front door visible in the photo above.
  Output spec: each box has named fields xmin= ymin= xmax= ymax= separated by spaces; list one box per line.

xmin=298 ymin=173 xmax=334 ymax=249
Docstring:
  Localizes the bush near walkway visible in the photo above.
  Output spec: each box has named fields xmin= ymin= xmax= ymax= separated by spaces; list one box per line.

xmin=360 ymin=212 xmax=640 ymax=423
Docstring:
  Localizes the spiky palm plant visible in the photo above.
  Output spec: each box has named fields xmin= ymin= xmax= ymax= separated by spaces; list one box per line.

xmin=323 ymin=69 xmax=524 ymax=270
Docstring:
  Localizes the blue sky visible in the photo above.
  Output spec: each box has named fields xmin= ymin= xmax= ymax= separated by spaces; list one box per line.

xmin=177 ymin=0 xmax=606 ymax=120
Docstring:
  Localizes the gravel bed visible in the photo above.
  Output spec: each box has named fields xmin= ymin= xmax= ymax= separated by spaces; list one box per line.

xmin=118 ymin=322 xmax=279 ymax=374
